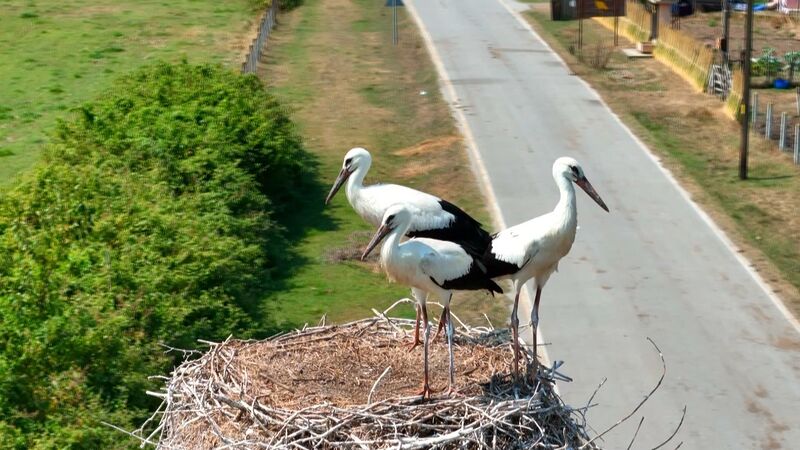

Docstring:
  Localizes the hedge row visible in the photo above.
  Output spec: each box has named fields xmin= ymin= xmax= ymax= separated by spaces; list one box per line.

xmin=0 ymin=62 xmax=313 ymax=448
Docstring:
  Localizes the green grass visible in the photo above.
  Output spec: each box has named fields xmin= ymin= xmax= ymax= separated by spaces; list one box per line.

xmin=631 ymin=111 xmax=800 ymax=291
xmin=527 ymin=10 xmax=575 ymax=41
xmin=0 ymin=0 xmax=264 ymax=186
xmin=260 ymin=0 xmax=508 ymax=330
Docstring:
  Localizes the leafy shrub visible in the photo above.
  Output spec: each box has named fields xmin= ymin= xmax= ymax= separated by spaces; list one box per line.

xmin=579 ymin=43 xmax=614 ymax=71
xmin=753 ymin=47 xmax=783 ymax=82
xmin=784 ymin=51 xmax=800 ymax=83
xmin=0 ymin=62 xmax=312 ymax=448
xmin=279 ymin=0 xmax=304 ymax=10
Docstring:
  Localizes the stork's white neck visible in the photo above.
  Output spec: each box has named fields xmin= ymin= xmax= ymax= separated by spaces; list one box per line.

xmin=345 ymin=164 xmax=369 ymax=204
xmin=380 ymin=220 xmax=409 ymax=265
xmin=553 ymin=173 xmax=577 ymax=226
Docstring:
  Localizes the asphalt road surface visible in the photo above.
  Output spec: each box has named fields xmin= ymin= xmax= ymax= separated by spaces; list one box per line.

xmin=406 ymin=0 xmax=800 ymax=447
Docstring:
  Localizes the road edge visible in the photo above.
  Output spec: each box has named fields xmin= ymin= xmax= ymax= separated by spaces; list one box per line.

xmin=402 ymin=0 xmax=556 ymax=372
xmin=495 ymin=0 xmax=800 ymax=334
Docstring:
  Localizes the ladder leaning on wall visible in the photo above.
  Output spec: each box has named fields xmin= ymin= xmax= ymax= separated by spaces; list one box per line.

xmin=708 ymin=64 xmax=733 ymax=99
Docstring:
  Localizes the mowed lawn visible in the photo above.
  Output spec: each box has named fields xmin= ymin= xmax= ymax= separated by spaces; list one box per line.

xmin=0 ymin=0 xmax=262 ymax=185
xmin=259 ymin=0 xmax=511 ymax=329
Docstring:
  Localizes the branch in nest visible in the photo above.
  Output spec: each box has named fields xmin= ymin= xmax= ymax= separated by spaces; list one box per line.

xmin=116 ymin=304 xmax=684 ymax=449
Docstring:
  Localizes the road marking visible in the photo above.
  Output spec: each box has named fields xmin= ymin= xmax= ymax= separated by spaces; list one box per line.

xmin=495 ymin=0 xmax=800 ymax=334
xmin=403 ymin=0 xmax=555 ymax=373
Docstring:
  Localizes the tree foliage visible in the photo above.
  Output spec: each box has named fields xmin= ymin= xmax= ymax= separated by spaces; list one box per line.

xmin=0 ymin=62 xmax=312 ymax=448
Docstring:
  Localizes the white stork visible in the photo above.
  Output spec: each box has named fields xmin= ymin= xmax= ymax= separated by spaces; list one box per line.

xmin=325 ymin=147 xmax=491 ymax=256
xmin=326 ymin=147 xmax=493 ymax=347
xmin=361 ymin=204 xmax=502 ymax=398
xmin=483 ymin=157 xmax=609 ymax=379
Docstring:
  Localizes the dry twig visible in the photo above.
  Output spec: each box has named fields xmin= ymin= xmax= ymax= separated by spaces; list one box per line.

xmin=118 ymin=305 xmax=684 ymax=449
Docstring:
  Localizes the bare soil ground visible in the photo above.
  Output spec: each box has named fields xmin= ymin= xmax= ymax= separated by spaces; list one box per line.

xmin=524 ymin=12 xmax=800 ymax=315
xmin=678 ymin=10 xmax=799 ymax=55
xmin=226 ymin=324 xmax=516 ymax=406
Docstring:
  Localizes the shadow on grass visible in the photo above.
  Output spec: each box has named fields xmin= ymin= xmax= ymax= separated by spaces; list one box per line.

xmin=243 ymin=153 xmax=343 ymax=336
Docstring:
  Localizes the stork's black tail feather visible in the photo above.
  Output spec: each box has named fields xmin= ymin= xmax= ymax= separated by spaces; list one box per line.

xmin=485 ymin=278 xmax=503 ymax=295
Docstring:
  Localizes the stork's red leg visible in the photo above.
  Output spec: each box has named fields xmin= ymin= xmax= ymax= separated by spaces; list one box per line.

xmin=416 ymin=303 xmax=433 ymax=399
xmin=443 ymin=302 xmax=457 ymax=395
xmin=529 ymin=286 xmax=543 ymax=382
xmin=510 ymin=286 xmax=522 ymax=381
xmin=432 ymin=306 xmax=448 ymax=341
xmin=406 ymin=303 xmax=422 ymax=351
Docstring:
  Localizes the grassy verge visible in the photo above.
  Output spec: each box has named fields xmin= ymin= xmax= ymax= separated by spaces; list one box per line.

xmin=522 ymin=11 xmax=800 ymax=313
xmin=259 ymin=0 xmax=509 ymax=329
xmin=0 ymin=0 xmax=263 ymax=185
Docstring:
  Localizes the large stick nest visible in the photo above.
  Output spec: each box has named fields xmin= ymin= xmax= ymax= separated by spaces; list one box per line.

xmin=138 ymin=305 xmax=602 ymax=449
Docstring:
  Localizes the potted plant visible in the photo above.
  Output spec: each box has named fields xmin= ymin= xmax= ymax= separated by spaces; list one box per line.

xmin=755 ymin=47 xmax=783 ymax=86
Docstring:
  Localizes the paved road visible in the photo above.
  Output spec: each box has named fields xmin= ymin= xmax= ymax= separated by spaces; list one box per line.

xmin=406 ymin=0 xmax=800 ymax=447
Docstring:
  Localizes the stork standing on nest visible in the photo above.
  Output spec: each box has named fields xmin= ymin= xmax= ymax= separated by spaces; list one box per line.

xmin=326 ymin=147 xmax=493 ymax=348
xmin=361 ymin=204 xmax=502 ymax=398
xmin=484 ymin=157 xmax=609 ymax=379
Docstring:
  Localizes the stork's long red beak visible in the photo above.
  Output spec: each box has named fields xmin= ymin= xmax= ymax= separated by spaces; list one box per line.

xmin=325 ymin=167 xmax=352 ymax=205
xmin=361 ymin=223 xmax=393 ymax=261
xmin=576 ymin=176 xmax=610 ymax=212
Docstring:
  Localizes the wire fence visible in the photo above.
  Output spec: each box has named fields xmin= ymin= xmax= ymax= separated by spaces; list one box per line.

xmin=653 ymin=26 xmax=715 ymax=92
xmin=242 ymin=1 xmax=279 ymax=74
xmin=749 ymin=93 xmax=800 ymax=164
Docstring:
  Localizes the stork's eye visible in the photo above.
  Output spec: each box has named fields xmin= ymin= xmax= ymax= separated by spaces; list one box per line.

xmin=386 ymin=214 xmax=395 ymax=224
xmin=345 ymin=157 xmax=353 ymax=166
xmin=570 ymin=166 xmax=580 ymax=177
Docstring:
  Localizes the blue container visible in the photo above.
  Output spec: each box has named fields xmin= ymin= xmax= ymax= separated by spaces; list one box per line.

xmin=774 ymin=78 xmax=790 ymax=89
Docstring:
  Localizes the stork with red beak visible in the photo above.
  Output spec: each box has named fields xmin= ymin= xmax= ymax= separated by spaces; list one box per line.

xmin=484 ymin=157 xmax=610 ymax=379
xmin=362 ymin=204 xmax=502 ymax=398
xmin=327 ymin=147 xmax=493 ymax=348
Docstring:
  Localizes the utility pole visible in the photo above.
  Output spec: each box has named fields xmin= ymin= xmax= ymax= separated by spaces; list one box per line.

xmin=722 ymin=0 xmax=730 ymax=64
xmin=392 ymin=0 xmax=399 ymax=45
xmin=739 ymin=0 xmax=754 ymax=180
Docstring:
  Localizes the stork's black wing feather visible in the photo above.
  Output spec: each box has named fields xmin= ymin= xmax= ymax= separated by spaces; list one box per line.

xmin=407 ymin=199 xmax=492 ymax=259
xmin=430 ymin=257 xmax=503 ymax=295
xmin=482 ymin=235 xmax=524 ymax=279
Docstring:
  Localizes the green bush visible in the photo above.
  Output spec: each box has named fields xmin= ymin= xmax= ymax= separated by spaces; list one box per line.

xmin=280 ymin=0 xmax=304 ymax=10
xmin=753 ymin=47 xmax=783 ymax=81
xmin=784 ymin=51 xmax=800 ymax=83
xmin=0 ymin=62 xmax=312 ymax=448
